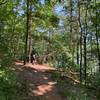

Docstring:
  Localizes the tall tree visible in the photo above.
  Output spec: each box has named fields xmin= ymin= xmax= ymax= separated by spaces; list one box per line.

xmin=77 ymin=0 xmax=83 ymax=83
xmin=24 ymin=0 xmax=30 ymax=65
xmin=84 ymin=1 xmax=88 ymax=84
xmin=28 ymin=1 xmax=32 ymax=63
xmin=95 ymin=0 xmax=100 ymax=71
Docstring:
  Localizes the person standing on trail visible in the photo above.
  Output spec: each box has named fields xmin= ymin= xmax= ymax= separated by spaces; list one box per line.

xmin=31 ymin=48 xmax=37 ymax=65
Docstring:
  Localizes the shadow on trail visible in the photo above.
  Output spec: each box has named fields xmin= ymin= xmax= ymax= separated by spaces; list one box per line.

xmin=15 ymin=63 xmax=63 ymax=100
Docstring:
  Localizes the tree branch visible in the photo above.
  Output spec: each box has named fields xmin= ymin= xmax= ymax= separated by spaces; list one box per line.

xmin=0 ymin=0 xmax=8 ymax=6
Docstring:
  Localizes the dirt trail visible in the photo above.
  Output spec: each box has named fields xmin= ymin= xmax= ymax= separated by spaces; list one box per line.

xmin=15 ymin=62 xmax=64 ymax=100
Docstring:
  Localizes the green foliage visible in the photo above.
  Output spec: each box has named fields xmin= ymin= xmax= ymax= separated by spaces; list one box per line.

xmin=62 ymin=91 xmax=92 ymax=100
xmin=0 ymin=0 xmax=100 ymax=99
xmin=94 ymin=73 xmax=100 ymax=88
xmin=51 ymin=71 xmax=95 ymax=100
xmin=0 ymin=69 xmax=17 ymax=100
xmin=49 ymin=15 xmax=59 ymax=27
xmin=0 ymin=34 xmax=12 ymax=67
xmin=88 ymin=72 xmax=100 ymax=99
xmin=34 ymin=11 xmax=46 ymax=19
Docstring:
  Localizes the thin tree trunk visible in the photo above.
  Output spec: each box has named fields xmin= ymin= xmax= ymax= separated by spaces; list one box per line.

xmin=70 ymin=0 xmax=73 ymax=65
xmin=28 ymin=1 xmax=32 ymax=63
xmin=77 ymin=41 xmax=79 ymax=64
xmin=78 ymin=0 xmax=83 ymax=84
xmin=24 ymin=0 xmax=29 ymax=65
xmin=95 ymin=0 xmax=100 ymax=71
xmin=84 ymin=1 xmax=88 ymax=85
xmin=90 ymin=35 xmax=93 ymax=58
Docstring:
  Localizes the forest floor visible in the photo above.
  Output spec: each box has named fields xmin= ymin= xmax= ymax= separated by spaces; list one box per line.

xmin=14 ymin=62 xmax=98 ymax=100
xmin=15 ymin=62 xmax=65 ymax=100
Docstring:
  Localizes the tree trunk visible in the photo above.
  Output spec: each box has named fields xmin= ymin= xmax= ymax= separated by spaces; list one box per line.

xmin=95 ymin=0 xmax=100 ymax=71
xmin=28 ymin=1 xmax=32 ymax=63
xmin=84 ymin=2 xmax=88 ymax=85
xmin=24 ymin=0 xmax=29 ymax=65
xmin=70 ymin=0 xmax=73 ymax=65
xmin=78 ymin=0 xmax=83 ymax=84
xmin=77 ymin=41 xmax=79 ymax=64
xmin=90 ymin=35 xmax=93 ymax=59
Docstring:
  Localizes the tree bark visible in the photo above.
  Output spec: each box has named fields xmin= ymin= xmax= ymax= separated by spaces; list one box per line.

xmin=70 ymin=0 xmax=73 ymax=65
xmin=95 ymin=0 xmax=100 ymax=71
xmin=77 ymin=41 xmax=79 ymax=64
xmin=84 ymin=2 xmax=88 ymax=85
xmin=24 ymin=0 xmax=30 ymax=65
xmin=78 ymin=0 xmax=83 ymax=84
xmin=28 ymin=1 xmax=32 ymax=63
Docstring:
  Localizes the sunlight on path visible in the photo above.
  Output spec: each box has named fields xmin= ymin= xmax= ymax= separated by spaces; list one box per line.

xmin=15 ymin=62 xmax=64 ymax=100
xmin=33 ymin=83 xmax=55 ymax=95
xmin=27 ymin=64 xmax=55 ymax=72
